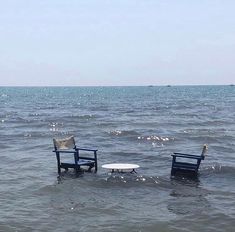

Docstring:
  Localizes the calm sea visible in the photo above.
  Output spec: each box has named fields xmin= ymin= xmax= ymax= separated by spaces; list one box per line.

xmin=0 ymin=86 xmax=234 ymax=232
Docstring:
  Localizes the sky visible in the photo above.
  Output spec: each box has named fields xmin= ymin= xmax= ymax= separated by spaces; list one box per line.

xmin=0 ymin=0 xmax=235 ymax=86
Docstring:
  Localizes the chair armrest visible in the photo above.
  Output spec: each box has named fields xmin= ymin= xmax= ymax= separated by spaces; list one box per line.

xmin=76 ymin=147 xmax=98 ymax=152
xmin=53 ymin=150 xmax=76 ymax=154
xmin=79 ymin=156 xmax=96 ymax=161
xmin=172 ymin=153 xmax=202 ymax=160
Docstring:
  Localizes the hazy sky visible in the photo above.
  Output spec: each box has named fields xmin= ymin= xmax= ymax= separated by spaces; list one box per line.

xmin=0 ymin=0 xmax=235 ymax=86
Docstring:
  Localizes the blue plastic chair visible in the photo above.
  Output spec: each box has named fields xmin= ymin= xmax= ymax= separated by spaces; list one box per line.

xmin=53 ymin=136 xmax=98 ymax=174
xmin=171 ymin=144 xmax=207 ymax=175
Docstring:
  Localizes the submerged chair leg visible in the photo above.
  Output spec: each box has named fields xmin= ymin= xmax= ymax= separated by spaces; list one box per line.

xmin=94 ymin=151 xmax=98 ymax=173
xmin=87 ymin=165 xmax=93 ymax=172
xmin=171 ymin=156 xmax=176 ymax=176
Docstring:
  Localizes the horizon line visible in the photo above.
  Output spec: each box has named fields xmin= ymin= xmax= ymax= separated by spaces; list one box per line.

xmin=0 ymin=84 xmax=234 ymax=88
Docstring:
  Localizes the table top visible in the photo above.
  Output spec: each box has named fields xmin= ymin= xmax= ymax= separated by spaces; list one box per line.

xmin=102 ymin=163 xmax=140 ymax=170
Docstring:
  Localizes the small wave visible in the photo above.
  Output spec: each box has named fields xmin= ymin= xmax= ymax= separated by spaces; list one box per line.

xmin=28 ymin=113 xmax=49 ymax=117
xmin=108 ymin=131 xmax=174 ymax=145
xmin=67 ymin=114 xmax=96 ymax=120
xmin=91 ymin=174 xmax=166 ymax=189
xmin=0 ymin=94 xmax=8 ymax=98
xmin=48 ymin=122 xmax=64 ymax=132
xmin=54 ymin=173 xmax=210 ymax=199
xmin=90 ymin=106 xmax=109 ymax=112
xmin=137 ymin=135 xmax=175 ymax=147
xmin=108 ymin=151 xmax=142 ymax=157
xmin=108 ymin=130 xmax=140 ymax=137
xmin=56 ymin=172 xmax=176 ymax=190
xmin=137 ymin=135 xmax=173 ymax=142
xmin=201 ymin=164 xmax=235 ymax=175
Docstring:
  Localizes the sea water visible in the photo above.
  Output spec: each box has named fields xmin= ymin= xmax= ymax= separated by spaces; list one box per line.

xmin=0 ymin=86 xmax=234 ymax=232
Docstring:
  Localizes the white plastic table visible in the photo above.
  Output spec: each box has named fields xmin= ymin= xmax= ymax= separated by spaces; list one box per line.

xmin=102 ymin=163 xmax=140 ymax=173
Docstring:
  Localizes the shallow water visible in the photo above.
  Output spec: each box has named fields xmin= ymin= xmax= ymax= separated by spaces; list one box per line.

xmin=0 ymin=86 xmax=234 ymax=232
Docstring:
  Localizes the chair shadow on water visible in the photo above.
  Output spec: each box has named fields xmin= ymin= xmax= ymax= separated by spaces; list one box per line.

xmin=168 ymin=172 xmax=211 ymax=217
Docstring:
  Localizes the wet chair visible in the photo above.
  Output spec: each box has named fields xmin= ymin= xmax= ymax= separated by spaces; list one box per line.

xmin=53 ymin=136 xmax=98 ymax=175
xmin=171 ymin=144 xmax=208 ymax=176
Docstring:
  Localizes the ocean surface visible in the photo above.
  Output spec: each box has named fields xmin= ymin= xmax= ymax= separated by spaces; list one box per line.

xmin=0 ymin=86 xmax=234 ymax=232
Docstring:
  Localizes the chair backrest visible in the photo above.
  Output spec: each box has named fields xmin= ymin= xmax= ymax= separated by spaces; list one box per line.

xmin=201 ymin=144 xmax=208 ymax=157
xmin=53 ymin=136 xmax=76 ymax=150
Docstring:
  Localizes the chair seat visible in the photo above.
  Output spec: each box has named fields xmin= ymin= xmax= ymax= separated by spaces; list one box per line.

xmin=172 ymin=162 xmax=198 ymax=171
xmin=61 ymin=160 xmax=95 ymax=169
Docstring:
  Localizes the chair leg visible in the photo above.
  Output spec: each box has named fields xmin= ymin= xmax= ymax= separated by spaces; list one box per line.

xmin=56 ymin=152 xmax=61 ymax=175
xmin=74 ymin=151 xmax=80 ymax=173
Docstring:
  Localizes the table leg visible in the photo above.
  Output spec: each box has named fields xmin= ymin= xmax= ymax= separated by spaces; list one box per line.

xmin=130 ymin=169 xmax=137 ymax=174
